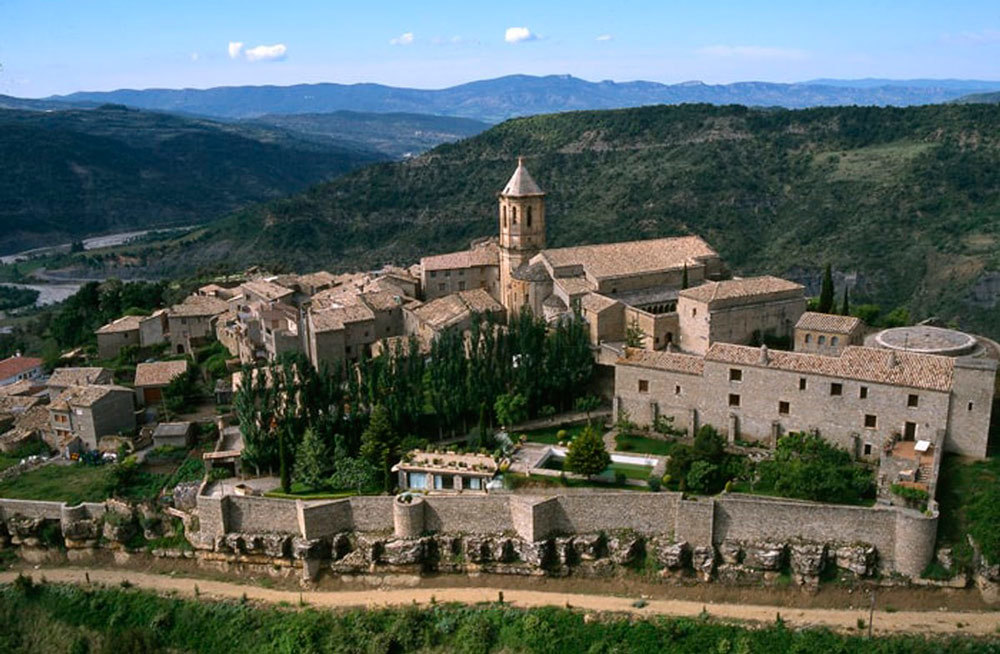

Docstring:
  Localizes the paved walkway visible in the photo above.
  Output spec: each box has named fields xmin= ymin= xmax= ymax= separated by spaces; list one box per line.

xmin=2 ymin=567 xmax=997 ymax=636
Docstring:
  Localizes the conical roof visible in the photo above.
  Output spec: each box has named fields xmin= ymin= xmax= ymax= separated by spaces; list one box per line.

xmin=501 ymin=157 xmax=544 ymax=196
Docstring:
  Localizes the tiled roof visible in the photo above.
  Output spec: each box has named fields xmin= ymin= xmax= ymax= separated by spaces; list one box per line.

xmin=134 ymin=360 xmax=189 ymax=388
xmin=47 ymin=367 xmax=112 ymax=389
xmin=512 ymin=260 xmax=552 ymax=282
xmin=0 ymin=379 xmax=37 ymax=396
xmin=541 ymin=236 xmax=717 ymax=281
xmin=95 ymin=315 xmax=143 ymax=334
xmin=679 ymin=276 xmax=803 ymax=306
xmin=421 ymin=241 xmax=499 ymax=272
xmin=309 ymin=302 xmax=376 ymax=333
xmin=0 ymin=395 xmax=41 ymax=414
xmin=553 ymin=276 xmax=595 ymax=297
xmin=617 ymin=347 xmax=705 ymax=375
xmin=579 ymin=293 xmax=620 ymax=314
xmin=705 ymin=343 xmax=955 ymax=392
xmin=457 ymin=288 xmax=503 ymax=314
xmin=169 ymin=295 xmax=231 ymax=318
xmin=360 ymin=290 xmax=406 ymax=312
xmin=295 ymin=271 xmax=337 ymax=290
xmin=50 ymin=384 xmax=133 ymax=410
xmin=0 ymin=355 xmax=43 ymax=381
xmin=501 ymin=158 xmax=544 ymax=197
xmin=241 ymin=279 xmax=294 ymax=302
xmin=411 ymin=289 xmax=502 ymax=331
xmin=795 ymin=312 xmax=863 ymax=334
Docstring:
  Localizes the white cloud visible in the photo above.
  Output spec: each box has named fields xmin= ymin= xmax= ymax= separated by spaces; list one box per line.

xmin=190 ymin=52 xmax=200 ymax=62
xmin=227 ymin=41 xmax=244 ymax=59
xmin=596 ymin=34 xmax=613 ymax=42
xmin=696 ymin=45 xmax=807 ymax=60
xmin=244 ymin=44 xmax=288 ymax=62
xmin=390 ymin=32 xmax=415 ymax=46
xmin=505 ymin=27 xmax=536 ymax=44
xmin=942 ymin=29 xmax=1000 ymax=45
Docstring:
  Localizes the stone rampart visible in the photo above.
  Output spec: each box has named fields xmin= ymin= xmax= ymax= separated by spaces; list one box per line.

xmin=0 ymin=498 xmax=64 ymax=521
xmin=299 ymin=499 xmax=353 ymax=540
xmin=226 ymin=496 xmax=301 ymax=534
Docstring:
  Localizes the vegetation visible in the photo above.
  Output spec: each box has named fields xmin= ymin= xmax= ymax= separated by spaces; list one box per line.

xmin=47 ymin=279 xmax=172 ymax=349
xmin=818 ymin=263 xmax=834 ymax=313
xmin=0 ymin=285 xmax=39 ymax=311
xmin=665 ymin=426 xmax=746 ymax=495
xmin=522 ymin=424 xmax=588 ymax=445
xmin=756 ymin=432 xmax=875 ymax=505
xmin=0 ymin=105 xmax=383 ymax=255
xmin=614 ymin=433 xmax=679 ymax=456
xmin=936 ymin=454 xmax=1000 ymax=570
xmin=0 ymin=581 xmax=993 ymax=653
xmin=0 ymin=441 xmax=49 ymax=473
xmin=0 ymin=463 xmax=110 ymax=505
xmin=564 ymin=425 xmax=611 ymax=478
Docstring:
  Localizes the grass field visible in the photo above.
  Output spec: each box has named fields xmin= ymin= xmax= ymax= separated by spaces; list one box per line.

xmin=614 ymin=433 xmax=679 ymax=456
xmin=264 ymin=484 xmax=360 ymax=500
xmin=0 ymin=463 xmax=109 ymax=504
xmin=520 ymin=423 xmax=589 ymax=445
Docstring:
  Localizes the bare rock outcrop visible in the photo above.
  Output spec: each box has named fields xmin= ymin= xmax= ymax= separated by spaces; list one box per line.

xmin=743 ymin=542 xmax=785 ymax=571
xmin=834 ymin=544 xmax=877 ymax=577
xmin=656 ymin=540 xmax=689 ymax=569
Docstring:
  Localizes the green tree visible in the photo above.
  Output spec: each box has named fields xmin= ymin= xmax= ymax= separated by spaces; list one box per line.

xmin=293 ymin=428 xmax=330 ymax=490
xmin=328 ymin=456 xmax=377 ymax=494
xmin=818 ymin=264 xmax=834 ymax=314
xmin=756 ymin=432 xmax=874 ymax=504
xmin=573 ymin=395 xmax=601 ymax=425
xmin=564 ymin=424 xmax=610 ymax=478
xmin=840 ymin=286 xmax=850 ymax=316
xmin=278 ymin=427 xmax=291 ymax=494
xmin=681 ymin=262 xmax=689 ymax=289
xmin=360 ymin=405 xmax=398 ymax=493
xmin=624 ymin=317 xmax=646 ymax=348
xmin=686 ymin=460 xmax=718 ymax=494
xmin=493 ymin=392 xmax=527 ymax=432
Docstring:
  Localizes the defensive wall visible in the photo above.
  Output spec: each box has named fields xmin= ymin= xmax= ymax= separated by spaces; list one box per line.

xmin=189 ymin=489 xmax=936 ymax=578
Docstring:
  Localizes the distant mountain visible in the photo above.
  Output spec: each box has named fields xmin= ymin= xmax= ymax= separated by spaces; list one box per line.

xmin=0 ymin=94 xmax=93 ymax=111
xmin=0 ymin=105 xmax=385 ymax=255
xmin=802 ymin=78 xmax=1000 ymax=90
xmin=953 ymin=91 xmax=1000 ymax=104
xmin=245 ymin=111 xmax=490 ymax=158
xmin=48 ymin=75 xmax=1000 ymax=123
xmin=136 ymin=102 xmax=1000 ymax=340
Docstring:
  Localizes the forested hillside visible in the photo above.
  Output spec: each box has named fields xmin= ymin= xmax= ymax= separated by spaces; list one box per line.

xmin=105 ymin=103 xmax=1000 ymax=337
xmin=0 ymin=105 xmax=384 ymax=254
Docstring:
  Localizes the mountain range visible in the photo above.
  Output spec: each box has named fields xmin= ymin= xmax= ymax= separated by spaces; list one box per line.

xmin=48 ymin=75 xmax=1000 ymax=123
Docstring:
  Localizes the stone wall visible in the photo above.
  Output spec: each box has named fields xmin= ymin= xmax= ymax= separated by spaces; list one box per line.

xmin=0 ymin=498 xmax=64 ymax=521
xmin=226 ymin=496 xmax=301 ymax=534
xmin=299 ymin=499 xmax=353 ymax=540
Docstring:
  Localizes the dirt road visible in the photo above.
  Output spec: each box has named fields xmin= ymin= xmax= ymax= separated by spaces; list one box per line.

xmin=2 ymin=567 xmax=998 ymax=637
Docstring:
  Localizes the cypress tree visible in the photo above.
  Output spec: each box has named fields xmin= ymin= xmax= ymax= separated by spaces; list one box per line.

xmin=840 ymin=286 xmax=850 ymax=316
xmin=278 ymin=426 xmax=291 ymax=494
xmin=818 ymin=264 xmax=834 ymax=314
xmin=681 ymin=263 xmax=689 ymax=289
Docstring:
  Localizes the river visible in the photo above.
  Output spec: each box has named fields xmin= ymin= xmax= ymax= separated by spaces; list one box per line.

xmin=1 ymin=282 xmax=82 ymax=307
xmin=0 ymin=227 xmax=191 ymax=265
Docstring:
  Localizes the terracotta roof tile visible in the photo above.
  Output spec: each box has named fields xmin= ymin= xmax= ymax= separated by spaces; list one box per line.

xmin=0 ymin=355 xmax=43 ymax=382
xmin=541 ymin=236 xmax=717 ymax=281
xmin=421 ymin=241 xmax=499 ymax=272
xmin=501 ymin=158 xmax=544 ymax=197
xmin=795 ymin=311 xmax=863 ymax=334
xmin=134 ymin=360 xmax=189 ymax=388
xmin=618 ymin=347 xmax=705 ymax=375
xmin=679 ymin=276 xmax=803 ymax=306
xmin=95 ymin=315 xmax=144 ymax=334
xmin=47 ymin=367 xmax=112 ymax=389
xmin=169 ymin=295 xmax=230 ymax=318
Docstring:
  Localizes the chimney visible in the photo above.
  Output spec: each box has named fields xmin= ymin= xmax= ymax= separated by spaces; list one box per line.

xmin=888 ymin=351 xmax=899 ymax=368
xmin=14 ymin=351 xmax=21 ymax=358
xmin=758 ymin=344 xmax=770 ymax=365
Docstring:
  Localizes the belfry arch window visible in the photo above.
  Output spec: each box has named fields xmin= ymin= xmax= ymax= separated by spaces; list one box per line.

xmin=512 ymin=206 xmax=517 ymax=224
xmin=527 ymin=205 xmax=533 ymax=227
xmin=502 ymin=205 xmax=507 ymax=228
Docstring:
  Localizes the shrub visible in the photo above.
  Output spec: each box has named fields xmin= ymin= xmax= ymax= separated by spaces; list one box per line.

xmin=614 ymin=471 xmax=627 ymax=485
xmin=647 ymin=476 xmax=661 ymax=492
xmin=564 ymin=425 xmax=610 ymax=478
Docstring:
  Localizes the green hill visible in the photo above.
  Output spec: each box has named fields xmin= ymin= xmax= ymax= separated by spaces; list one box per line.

xmin=953 ymin=91 xmax=1000 ymax=104
xmin=0 ymin=105 xmax=384 ymax=255
xmin=113 ymin=103 xmax=1000 ymax=337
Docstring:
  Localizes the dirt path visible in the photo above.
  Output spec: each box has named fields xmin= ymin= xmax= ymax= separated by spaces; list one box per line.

xmin=3 ymin=567 xmax=998 ymax=637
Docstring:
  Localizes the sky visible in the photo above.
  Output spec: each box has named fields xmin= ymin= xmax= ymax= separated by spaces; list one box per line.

xmin=1 ymin=0 xmax=999 ymax=97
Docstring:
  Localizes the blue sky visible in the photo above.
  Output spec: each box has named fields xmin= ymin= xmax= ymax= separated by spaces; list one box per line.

xmin=1 ymin=0 xmax=999 ymax=97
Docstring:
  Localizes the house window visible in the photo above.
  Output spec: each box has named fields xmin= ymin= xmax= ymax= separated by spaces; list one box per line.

xmin=438 ymin=283 xmax=446 ymax=292
xmin=831 ymin=336 xmax=839 ymax=346
xmin=864 ymin=414 xmax=877 ymax=428
xmin=799 ymin=378 xmax=807 ymax=390
xmin=468 ymin=477 xmax=482 ymax=490
xmin=859 ymin=386 xmax=868 ymax=399
xmin=444 ymin=271 xmax=451 ymax=277
xmin=408 ymin=472 xmax=428 ymax=490
xmin=728 ymin=393 xmax=741 ymax=407
xmin=430 ymin=271 xmax=437 ymax=278
xmin=638 ymin=379 xmax=649 ymax=393
xmin=434 ymin=475 xmax=444 ymax=490
xmin=863 ymin=443 xmax=872 ymax=456
xmin=968 ymin=401 xmax=974 ymax=411
xmin=692 ymin=308 xmax=697 ymax=317
xmin=830 ymin=382 xmax=843 ymax=396
xmin=729 ymin=368 xmax=743 ymax=382
xmin=804 ymin=333 xmax=811 ymax=343
xmin=458 ymin=281 xmax=466 ymax=291
xmin=778 ymin=401 xmax=790 ymax=415
xmin=345 ymin=345 xmax=352 ymax=355
xmin=674 ymin=385 xmax=681 ymax=395
xmin=818 ymin=335 xmax=826 ymax=345
xmin=907 ymin=394 xmax=919 ymax=408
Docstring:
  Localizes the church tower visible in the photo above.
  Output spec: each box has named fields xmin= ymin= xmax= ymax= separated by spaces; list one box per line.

xmin=498 ymin=157 xmax=546 ymax=311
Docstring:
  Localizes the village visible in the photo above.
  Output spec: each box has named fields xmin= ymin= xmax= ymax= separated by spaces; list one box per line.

xmin=0 ymin=160 xmax=998 ymax=596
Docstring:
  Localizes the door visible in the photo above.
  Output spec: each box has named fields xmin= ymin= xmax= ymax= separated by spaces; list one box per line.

xmin=903 ymin=421 xmax=917 ymax=441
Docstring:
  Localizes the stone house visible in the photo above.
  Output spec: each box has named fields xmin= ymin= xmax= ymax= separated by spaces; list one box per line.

xmin=393 ymin=450 xmax=498 ymax=492
xmin=0 ymin=354 xmax=44 ymax=387
xmin=134 ymin=360 xmax=189 ymax=407
xmin=48 ymin=384 xmax=136 ymax=452
xmin=94 ymin=311 xmax=168 ymax=360
xmin=420 ymin=240 xmax=501 ymax=302
xmin=152 ymin=421 xmax=195 ymax=449
xmin=614 ymin=342 xmax=996 ymax=460
xmin=240 ymin=279 xmax=295 ymax=307
xmin=794 ymin=312 xmax=864 ymax=355
xmin=677 ymin=276 xmax=806 ymax=355
xmin=167 ymin=295 xmax=231 ymax=355
xmin=47 ymin=367 xmax=114 ymax=396
xmin=304 ymin=302 xmax=377 ymax=369
xmin=403 ymin=288 xmax=505 ymax=349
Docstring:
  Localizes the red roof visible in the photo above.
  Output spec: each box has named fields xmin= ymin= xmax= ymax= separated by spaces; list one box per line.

xmin=0 ymin=355 xmax=43 ymax=381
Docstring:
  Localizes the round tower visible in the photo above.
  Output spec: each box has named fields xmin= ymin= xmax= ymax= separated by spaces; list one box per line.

xmin=498 ymin=157 xmax=546 ymax=311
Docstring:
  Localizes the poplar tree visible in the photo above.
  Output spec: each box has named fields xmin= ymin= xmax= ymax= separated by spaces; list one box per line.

xmin=840 ymin=286 xmax=850 ymax=316
xmin=818 ymin=264 xmax=835 ymax=314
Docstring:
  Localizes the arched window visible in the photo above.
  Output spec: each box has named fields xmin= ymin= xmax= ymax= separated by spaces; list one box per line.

xmin=804 ymin=333 xmax=811 ymax=343
xmin=818 ymin=335 xmax=826 ymax=345
xmin=502 ymin=205 xmax=507 ymax=229
xmin=527 ymin=205 xmax=533 ymax=227
xmin=512 ymin=206 xmax=517 ymax=224
xmin=831 ymin=336 xmax=839 ymax=346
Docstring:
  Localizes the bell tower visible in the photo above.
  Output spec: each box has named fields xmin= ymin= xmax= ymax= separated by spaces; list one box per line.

xmin=498 ymin=157 xmax=546 ymax=311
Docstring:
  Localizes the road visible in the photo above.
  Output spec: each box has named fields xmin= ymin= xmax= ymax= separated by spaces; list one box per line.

xmin=2 ymin=567 xmax=997 ymax=637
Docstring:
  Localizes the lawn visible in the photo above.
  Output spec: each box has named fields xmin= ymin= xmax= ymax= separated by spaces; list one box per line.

xmin=537 ymin=456 xmax=652 ymax=482
xmin=614 ymin=433 xmax=679 ymax=456
xmin=506 ymin=473 xmax=647 ymax=492
xmin=0 ymin=463 xmax=110 ymax=504
xmin=519 ymin=423 xmax=590 ymax=445
xmin=264 ymin=482 xmax=361 ymax=500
